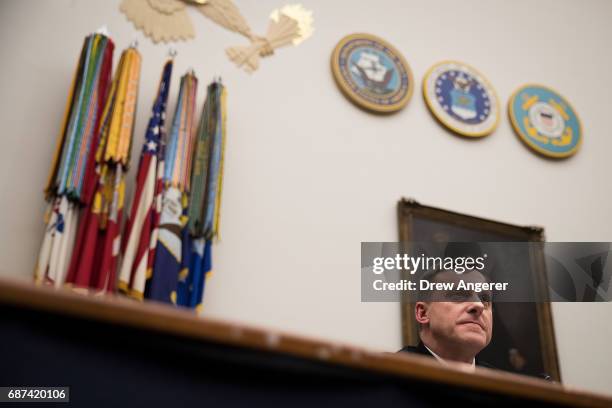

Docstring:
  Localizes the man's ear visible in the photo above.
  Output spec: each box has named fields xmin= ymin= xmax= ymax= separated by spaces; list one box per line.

xmin=415 ymin=302 xmax=430 ymax=325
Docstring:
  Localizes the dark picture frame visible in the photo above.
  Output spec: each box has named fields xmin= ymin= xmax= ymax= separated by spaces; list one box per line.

xmin=397 ymin=198 xmax=561 ymax=381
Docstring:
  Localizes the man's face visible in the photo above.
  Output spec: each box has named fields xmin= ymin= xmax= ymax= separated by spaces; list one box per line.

xmin=418 ymin=270 xmax=493 ymax=353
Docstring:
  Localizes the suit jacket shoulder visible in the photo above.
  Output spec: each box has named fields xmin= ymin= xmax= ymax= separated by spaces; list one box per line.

xmin=398 ymin=342 xmax=495 ymax=369
xmin=398 ymin=342 xmax=432 ymax=357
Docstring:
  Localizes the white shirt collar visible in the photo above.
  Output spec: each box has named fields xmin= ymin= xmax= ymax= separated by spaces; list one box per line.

xmin=424 ymin=344 xmax=476 ymax=372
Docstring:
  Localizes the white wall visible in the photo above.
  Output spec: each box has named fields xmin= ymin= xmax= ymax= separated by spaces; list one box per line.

xmin=0 ymin=0 xmax=611 ymax=394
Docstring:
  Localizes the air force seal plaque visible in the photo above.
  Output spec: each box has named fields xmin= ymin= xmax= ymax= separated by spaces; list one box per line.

xmin=423 ymin=61 xmax=500 ymax=137
xmin=508 ymin=84 xmax=582 ymax=159
xmin=331 ymin=33 xmax=414 ymax=113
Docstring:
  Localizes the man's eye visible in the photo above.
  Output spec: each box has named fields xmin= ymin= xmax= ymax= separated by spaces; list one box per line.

xmin=479 ymin=292 xmax=492 ymax=303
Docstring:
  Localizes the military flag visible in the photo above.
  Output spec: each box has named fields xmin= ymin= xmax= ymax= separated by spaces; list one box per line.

xmin=118 ymin=59 xmax=173 ymax=300
xmin=177 ymin=80 xmax=227 ymax=310
xmin=35 ymin=33 xmax=114 ymax=287
xmin=148 ymin=71 xmax=198 ymax=304
xmin=64 ymin=45 xmax=141 ymax=293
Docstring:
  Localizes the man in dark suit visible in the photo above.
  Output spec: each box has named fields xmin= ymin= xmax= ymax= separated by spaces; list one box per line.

xmin=399 ymin=268 xmax=494 ymax=371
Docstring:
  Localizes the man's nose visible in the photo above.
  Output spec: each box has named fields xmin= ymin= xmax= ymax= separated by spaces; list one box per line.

xmin=466 ymin=301 xmax=484 ymax=316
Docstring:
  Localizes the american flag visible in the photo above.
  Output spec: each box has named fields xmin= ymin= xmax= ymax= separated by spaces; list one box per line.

xmin=118 ymin=60 xmax=173 ymax=299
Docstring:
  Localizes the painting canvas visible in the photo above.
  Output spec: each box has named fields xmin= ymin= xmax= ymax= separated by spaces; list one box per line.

xmin=397 ymin=198 xmax=561 ymax=381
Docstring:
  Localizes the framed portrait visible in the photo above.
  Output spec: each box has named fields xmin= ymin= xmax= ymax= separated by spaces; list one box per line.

xmin=397 ymin=198 xmax=561 ymax=381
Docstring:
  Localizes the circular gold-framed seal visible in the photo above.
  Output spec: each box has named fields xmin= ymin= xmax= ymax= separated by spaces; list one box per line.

xmin=423 ymin=60 xmax=500 ymax=137
xmin=331 ymin=33 xmax=414 ymax=113
xmin=508 ymin=84 xmax=582 ymax=159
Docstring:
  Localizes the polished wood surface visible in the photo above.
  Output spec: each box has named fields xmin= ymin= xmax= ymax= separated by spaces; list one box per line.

xmin=0 ymin=277 xmax=609 ymax=407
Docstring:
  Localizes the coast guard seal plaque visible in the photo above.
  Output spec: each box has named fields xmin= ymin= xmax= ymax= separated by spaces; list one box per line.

xmin=423 ymin=61 xmax=500 ymax=137
xmin=331 ymin=33 xmax=414 ymax=113
xmin=508 ymin=84 xmax=582 ymax=158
